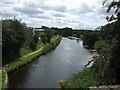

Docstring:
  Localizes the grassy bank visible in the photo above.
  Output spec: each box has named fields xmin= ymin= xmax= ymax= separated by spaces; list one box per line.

xmin=5 ymin=49 xmax=43 ymax=73
xmin=41 ymin=35 xmax=62 ymax=54
xmin=5 ymin=35 xmax=61 ymax=74
xmin=1 ymin=70 xmax=8 ymax=90
xmin=1 ymin=35 xmax=61 ymax=89
xmin=58 ymin=68 xmax=101 ymax=89
xmin=20 ymin=43 xmax=45 ymax=57
xmin=0 ymin=73 xmax=2 ymax=90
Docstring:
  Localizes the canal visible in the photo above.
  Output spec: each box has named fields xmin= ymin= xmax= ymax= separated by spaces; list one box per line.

xmin=9 ymin=37 xmax=92 ymax=88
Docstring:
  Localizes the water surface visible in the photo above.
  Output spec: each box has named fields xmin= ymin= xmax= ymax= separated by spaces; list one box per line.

xmin=9 ymin=37 xmax=92 ymax=88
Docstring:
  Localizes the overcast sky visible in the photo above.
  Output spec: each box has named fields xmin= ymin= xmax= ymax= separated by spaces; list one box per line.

xmin=0 ymin=0 xmax=113 ymax=29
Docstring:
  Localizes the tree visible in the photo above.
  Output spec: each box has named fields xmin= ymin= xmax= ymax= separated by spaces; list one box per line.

xmin=82 ymin=32 xmax=99 ymax=49
xmin=33 ymin=34 xmax=39 ymax=43
xmin=103 ymin=0 xmax=120 ymax=21
xmin=94 ymin=40 xmax=106 ymax=52
xmin=30 ymin=40 xmax=37 ymax=51
xmin=41 ymin=34 xmax=48 ymax=44
xmin=76 ymin=32 xmax=80 ymax=38
xmin=44 ymin=28 xmax=55 ymax=42
xmin=2 ymin=18 xmax=26 ymax=65
xmin=62 ymin=27 xmax=73 ymax=37
xmin=92 ymin=0 xmax=120 ymax=84
xmin=103 ymin=0 xmax=120 ymax=84
xmin=29 ymin=34 xmax=38 ymax=51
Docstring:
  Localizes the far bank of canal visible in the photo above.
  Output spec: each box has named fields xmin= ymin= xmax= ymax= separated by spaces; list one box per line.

xmin=9 ymin=37 xmax=93 ymax=88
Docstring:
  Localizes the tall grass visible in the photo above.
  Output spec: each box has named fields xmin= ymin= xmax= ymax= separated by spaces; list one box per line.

xmin=60 ymin=68 xmax=101 ymax=89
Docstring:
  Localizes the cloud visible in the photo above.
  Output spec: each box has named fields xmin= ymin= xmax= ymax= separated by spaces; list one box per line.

xmin=0 ymin=0 xmax=109 ymax=29
xmin=37 ymin=15 xmax=51 ymax=19
xmin=52 ymin=13 xmax=66 ymax=17
xmin=69 ymin=3 xmax=94 ymax=15
xmin=1 ymin=7 xmax=18 ymax=18
xmin=52 ymin=6 xmax=67 ymax=12
xmin=14 ymin=6 xmax=44 ymax=15
xmin=0 ymin=0 xmax=15 ymax=4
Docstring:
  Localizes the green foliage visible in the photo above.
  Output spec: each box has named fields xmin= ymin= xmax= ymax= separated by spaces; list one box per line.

xmin=20 ymin=43 xmax=44 ymax=57
xmin=76 ymin=32 xmax=80 ymax=38
xmin=33 ymin=34 xmax=39 ymax=43
xmin=40 ymin=28 xmax=56 ymax=43
xmin=41 ymin=35 xmax=61 ymax=54
xmin=30 ymin=40 xmax=37 ymax=51
xmin=0 ymin=70 xmax=8 ymax=89
xmin=94 ymin=40 xmax=106 ymax=52
xmin=92 ymin=0 xmax=120 ymax=85
xmin=64 ymin=68 xmax=101 ymax=89
xmin=0 ymin=73 xmax=2 ymax=90
xmin=2 ymin=19 xmax=26 ymax=64
xmin=5 ymin=36 xmax=61 ymax=74
xmin=62 ymin=27 xmax=73 ymax=37
xmin=41 ymin=34 xmax=48 ymax=44
xmin=82 ymin=32 xmax=100 ymax=49
xmin=29 ymin=34 xmax=39 ymax=51
xmin=44 ymin=28 xmax=55 ymax=39
xmin=6 ymin=50 xmax=43 ymax=73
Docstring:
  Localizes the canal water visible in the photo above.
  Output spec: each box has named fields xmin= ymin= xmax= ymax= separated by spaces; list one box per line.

xmin=9 ymin=37 xmax=92 ymax=88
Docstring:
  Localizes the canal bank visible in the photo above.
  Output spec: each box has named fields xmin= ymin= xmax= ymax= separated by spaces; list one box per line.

xmin=1 ymin=35 xmax=61 ymax=89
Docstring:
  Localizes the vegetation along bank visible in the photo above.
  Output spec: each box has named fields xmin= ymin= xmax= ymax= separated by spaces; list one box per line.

xmin=1 ymin=35 xmax=61 ymax=89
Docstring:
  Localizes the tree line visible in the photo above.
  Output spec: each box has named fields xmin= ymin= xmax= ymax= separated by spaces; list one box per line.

xmin=2 ymin=18 xmax=99 ymax=65
xmin=2 ymin=19 xmax=57 ymax=65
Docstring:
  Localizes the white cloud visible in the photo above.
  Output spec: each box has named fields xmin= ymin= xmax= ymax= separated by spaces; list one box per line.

xmin=0 ymin=0 xmax=111 ymax=29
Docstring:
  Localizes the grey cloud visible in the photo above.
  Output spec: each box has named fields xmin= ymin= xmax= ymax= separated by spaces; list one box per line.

xmin=53 ymin=6 xmax=67 ymax=12
xmin=37 ymin=15 xmax=50 ymax=19
xmin=40 ymin=6 xmax=50 ymax=10
xmin=69 ymin=4 xmax=94 ymax=16
xmin=97 ymin=7 xmax=107 ymax=15
xmin=78 ymin=3 xmax=94 ymax=14
xmin=0 ymin=0 xmax=14 ymax=4
xmin=29 ymin=14 xmax=50 ymax=19
xmin=26 ymin=0 xmax=67 ymax=12
xmin=53 ymin=14 xmax=65 ymax=17
xmin=93 ymin=5 xmax=114 ymax=18
xmin=2 ymin=12 xmax=18 ymax=18
xmin=40 ymin=5 xmax=67 ymax=12
xmin=14 ymin=6 xmax=44 ymax=15
xmin=0 ymin=0 xmax=108 ymax=29
xmin=27 ymin=2 xmax=50 ymax=12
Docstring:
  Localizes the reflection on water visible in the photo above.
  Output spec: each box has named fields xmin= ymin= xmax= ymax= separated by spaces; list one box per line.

xmin=9 ymin=37 xmax=92 ymax=88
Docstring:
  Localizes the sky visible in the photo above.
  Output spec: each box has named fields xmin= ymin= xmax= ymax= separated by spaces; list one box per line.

xmin=0 ymin=0 xmax=114 ymax=29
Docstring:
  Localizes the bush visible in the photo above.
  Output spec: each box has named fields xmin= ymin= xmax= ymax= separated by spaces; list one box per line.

xmin=63 ymin=68 xmax=101 ymax=89
xmin=94 ymin=40 xmax=106 ymax=52
xmin=41 ymin=34 xmax=48 ymax=44
xmin=82 ymin=32 xmax=99 ymax=49
xmin=30 ymin=40 xmax=37 ymax=51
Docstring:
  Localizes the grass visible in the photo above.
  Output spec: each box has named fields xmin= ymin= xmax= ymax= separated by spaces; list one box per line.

xmin=0 ymin=70 xmax=7 ymax=90
xmin=20 ymin=42 xmax=45 ymax=57
xmin=20 ymin=49 xmax=32 ymax=56
xmin=5 ymin=35 xmax=61 ymax=74
xmin=5 ymin=47 xmax=43 ymax=73
xmin=36 ymin=43 xmax=45 ymax=50
xmin=0 ymin=73 xmax=2 ymax=90
xmin=61 ymin=68 xmax=101 ymax=89
xmin=5 ymin=43 xmax=45 ymax=73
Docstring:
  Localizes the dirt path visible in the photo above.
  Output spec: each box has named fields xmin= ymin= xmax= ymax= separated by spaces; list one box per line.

xmin=18 ymin=47 xmax=44 ymax=60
